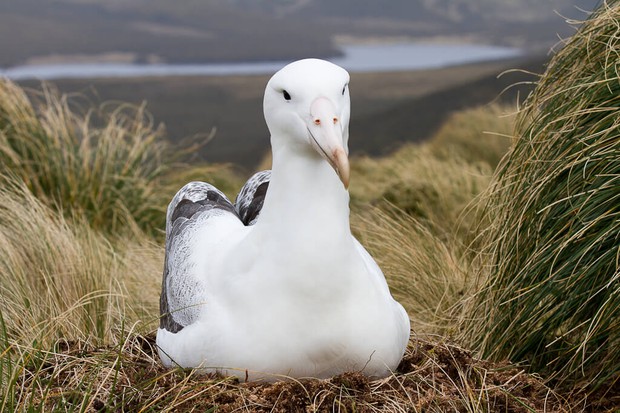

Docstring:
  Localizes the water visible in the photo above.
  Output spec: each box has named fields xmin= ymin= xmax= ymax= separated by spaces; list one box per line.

xmin=1 ymin=43 xmax=521 ymax=81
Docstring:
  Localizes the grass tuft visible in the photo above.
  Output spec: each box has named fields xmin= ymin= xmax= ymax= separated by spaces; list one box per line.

xmin=3 ymin=40 xmax=611 ymax=408
xmin=0 ymin=80 xmax=169 ymax=236
xmin=0 ymin=179 xmax=161 ymax=349
xmin=350 ymin=145 xmax=494 ymax=246
xmin=461 ymin=0 xmax=620 ymax=396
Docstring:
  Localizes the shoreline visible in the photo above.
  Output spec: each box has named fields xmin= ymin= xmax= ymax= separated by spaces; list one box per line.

xmin=2 ymin=42 xmax=522 ymax=82
xmin=14 ymin=36 xmax=507 ymax=67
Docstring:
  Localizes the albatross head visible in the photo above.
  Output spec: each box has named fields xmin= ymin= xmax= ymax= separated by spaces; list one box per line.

xmin=264 ymin=58 xmax=351 ymax=188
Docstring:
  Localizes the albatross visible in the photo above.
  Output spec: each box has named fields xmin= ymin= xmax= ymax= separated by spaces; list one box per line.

xmin=157 ymin=58 xmax=410 ymax=380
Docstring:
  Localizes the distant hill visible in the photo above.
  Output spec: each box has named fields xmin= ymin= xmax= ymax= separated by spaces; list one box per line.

xmin=0 ymin=0 xmax=337 ymax=67
xmin=234 ymin=0 xmax=600 ymax=48
xmin=21 ymin=56 xmax=546 ymax=169
xmin=229 ymin=0 xmax=597 ymax=23
xmin=0 ymin=0 xmax=600 ymax=67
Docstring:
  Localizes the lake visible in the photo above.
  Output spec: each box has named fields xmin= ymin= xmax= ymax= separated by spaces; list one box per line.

xmin=1 ymin=43 xmax=521 ymax=81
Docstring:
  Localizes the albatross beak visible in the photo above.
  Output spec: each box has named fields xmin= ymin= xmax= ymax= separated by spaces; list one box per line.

xmin=308 ymin=97 xmax=350 ymax=189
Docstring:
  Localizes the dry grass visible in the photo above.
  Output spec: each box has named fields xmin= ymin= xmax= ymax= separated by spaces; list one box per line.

xmin=348 ymin=104 xmax=515 ymax=243
xmin=3 ymin=331 xmax=568 ymax=413
xmin=0 ymin=80 xmax=563 ymax=409
xmin=427 ymin=104 xmax=515 ymax=168
xmin=0 ymin=80 xmax=169 ymax=236
xmin=349 ymin=142 xmax=495 ymax=245
xmin=0 ymin=78 xmax=248 ymax=239
xmin=353 ymin=207 xmax=468 ymax=334
xmin=0 ymin=179 xmax=161 ymax=348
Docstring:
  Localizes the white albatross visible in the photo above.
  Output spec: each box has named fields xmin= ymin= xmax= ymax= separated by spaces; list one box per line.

xmin=156 ymin=58 xmax=410 ymax=381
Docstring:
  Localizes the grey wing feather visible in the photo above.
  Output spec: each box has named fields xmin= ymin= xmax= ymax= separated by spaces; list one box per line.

xmin=160 ymin=181 xmax=240 ymax=333
xmin=235 ymin=170 xmax=271 ymax=226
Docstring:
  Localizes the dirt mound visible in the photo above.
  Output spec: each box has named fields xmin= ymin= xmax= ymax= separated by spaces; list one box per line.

xmin=12 ymin=332 xmax=581 ymax=412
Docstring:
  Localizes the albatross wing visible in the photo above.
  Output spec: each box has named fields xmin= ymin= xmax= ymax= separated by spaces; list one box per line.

xmin=235 ymin=170 xmax=271 ymax=226
xmin=160 ymin=181 xmax=242 ymax=334
xmin=159 ymin=170 xmax=274 ymax=333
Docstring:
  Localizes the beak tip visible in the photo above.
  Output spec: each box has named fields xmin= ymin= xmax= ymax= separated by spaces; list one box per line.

xmin=339 ymin=166 xmax=350 ymax=190
xmin=333 ymin=148 xmax=350 ymax=190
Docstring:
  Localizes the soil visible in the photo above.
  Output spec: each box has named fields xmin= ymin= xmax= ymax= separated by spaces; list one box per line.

xmin=18 ymin=332 xmax=615 ymax=412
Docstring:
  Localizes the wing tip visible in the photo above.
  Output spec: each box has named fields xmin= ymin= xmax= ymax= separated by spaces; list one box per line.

xmin=235 ymin=170 xmax=271 ymax=226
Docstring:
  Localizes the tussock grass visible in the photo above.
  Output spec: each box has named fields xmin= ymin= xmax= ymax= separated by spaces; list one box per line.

xmin=462 ymin=0 xmax=620 ymax=396
xmin=0 ymin=80 xmax=169 ymax=235
xmin=351 ymin=145 xmax=493 ymax=246
xmin=349 ymin=104 xmax=514 ymax=245
xmin=0 ymin=62 xmax=588 ymax=409
xmin=0 ymin=78 xmax=244 ymax=236
xmin=0 ymin=180 xmax=161 ymax=348
xmin=353 ymin=207 xmax=467 ymax=334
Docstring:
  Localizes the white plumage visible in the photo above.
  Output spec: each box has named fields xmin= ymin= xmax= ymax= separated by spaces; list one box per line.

xmin=156 ymin=58 xmax=410 ymax=381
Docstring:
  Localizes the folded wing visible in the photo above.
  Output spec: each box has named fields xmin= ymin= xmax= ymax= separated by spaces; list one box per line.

xmin=160 ymin=172 xmax=272 ymax=334
xmin=160 ymin=182 xmax=240 ymax=333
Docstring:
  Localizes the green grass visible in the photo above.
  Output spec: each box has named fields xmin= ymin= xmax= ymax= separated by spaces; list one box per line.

xmin=461 ymin=0 xmax=620 ymax=398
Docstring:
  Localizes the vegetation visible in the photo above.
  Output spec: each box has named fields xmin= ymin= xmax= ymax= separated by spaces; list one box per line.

xmin=348 ymin=105 xmax=515 ymax=336
xmin=461 ymin=0 xmax=620 ymax=399
xmin=4 ymin=329 xmax=565 ymax=412
xmin=1 ymin=3 xmax=620 ymax=408
xmin=0 ymin=82 xmax=241 ymax=237
xmin=0 ymin=179 xmax=160 ymax=343
xmin=25 ymin=57 xmax=527 ymax=169
xmin=350 ymin=105 xmax=510 ymax=245
xmin=0 ymin=77 xmax=559 ymax=411
xmin=0 ymin=81 xmax=168 ymax=236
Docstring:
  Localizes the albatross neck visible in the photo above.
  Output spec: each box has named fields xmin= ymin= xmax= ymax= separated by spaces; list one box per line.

xmin=256 ymin=142 xmax=351 ymax=238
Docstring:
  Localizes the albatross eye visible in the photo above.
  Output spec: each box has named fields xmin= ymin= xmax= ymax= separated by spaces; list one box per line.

xmin=342 ymin=84 xmax=347 ymax=95
xmin=282 ymin=90 xmax=292 ymax=101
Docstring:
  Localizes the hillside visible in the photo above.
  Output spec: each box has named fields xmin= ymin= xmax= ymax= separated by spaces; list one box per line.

xmin=0 ymin=0 xmax=600 ymax=67
xmin=19 ymin=56 xmax=543 ymax=169
xmin=230 ymin=0 xmax=597 ymax=22
xmin=0 ymin=0 xmax=337 ymax=67
xmin=0 ymin=76 xmax=575 ymax=412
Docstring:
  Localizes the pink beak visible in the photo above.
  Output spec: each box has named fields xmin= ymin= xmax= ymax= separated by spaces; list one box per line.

xmin=307 ymin=97 xmax=350 ymax=189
